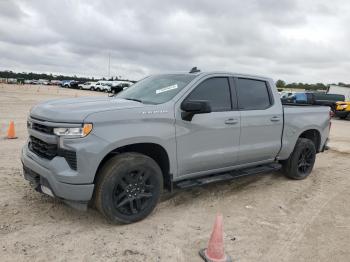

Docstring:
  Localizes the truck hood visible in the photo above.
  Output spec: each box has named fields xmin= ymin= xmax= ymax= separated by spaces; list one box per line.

xmin=30 ymin=96 xmax=144 ymax=122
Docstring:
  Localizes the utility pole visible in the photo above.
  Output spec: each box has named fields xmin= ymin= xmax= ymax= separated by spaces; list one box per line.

xmin=108 ymin=53 xmax=111 ymax=79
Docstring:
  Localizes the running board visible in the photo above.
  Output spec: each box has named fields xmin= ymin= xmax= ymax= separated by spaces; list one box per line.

xmin=175 ymin=163 xmax=282 ymax=189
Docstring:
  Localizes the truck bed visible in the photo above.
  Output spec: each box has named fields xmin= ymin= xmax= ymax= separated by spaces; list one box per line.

xmin=277 ymin=105 xmax=330 ymax=160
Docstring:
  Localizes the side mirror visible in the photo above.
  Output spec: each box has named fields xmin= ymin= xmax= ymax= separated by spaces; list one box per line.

xmin=181 ymin=100 xmax=211 ymax=121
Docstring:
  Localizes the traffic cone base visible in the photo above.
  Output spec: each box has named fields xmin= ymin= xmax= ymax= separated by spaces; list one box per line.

xmin=199 ymin=248 xmax=232 ymax=262
xmin=199 ymin=214 xmax=232 ymax=262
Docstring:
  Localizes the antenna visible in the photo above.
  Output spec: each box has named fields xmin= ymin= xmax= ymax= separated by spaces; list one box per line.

xmin=189 ymin=67 xmax=200 ymax=73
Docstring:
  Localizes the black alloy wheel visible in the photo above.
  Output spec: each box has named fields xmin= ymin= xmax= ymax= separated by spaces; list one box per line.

xmin=112 ymin=169 xmax=156 ymax=216
xmin=297 ymin=147 xmax=314 ymax=174
xmin=94 ymin=153 xmax=163 ymax=224
xmin=282 ymin=138 xmax=316 ymax=179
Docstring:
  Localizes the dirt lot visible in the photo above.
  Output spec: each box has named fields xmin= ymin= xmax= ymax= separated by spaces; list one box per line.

xmin=0 ymin=84 xmax=349 ymax=262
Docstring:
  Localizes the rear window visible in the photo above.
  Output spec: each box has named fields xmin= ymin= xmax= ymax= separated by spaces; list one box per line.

xmin=236 ymin=78 xmax=271 ymax=110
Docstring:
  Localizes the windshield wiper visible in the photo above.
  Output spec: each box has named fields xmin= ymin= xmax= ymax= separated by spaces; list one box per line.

xmin=124 ymin=98 xmax=143 ymax=103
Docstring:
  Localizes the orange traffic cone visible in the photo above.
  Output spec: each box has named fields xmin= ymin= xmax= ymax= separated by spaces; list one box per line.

xmin=199 ymin=214 xmax=232 ymax=262
xmin=7 ymin=121 xmax=17 ymax=139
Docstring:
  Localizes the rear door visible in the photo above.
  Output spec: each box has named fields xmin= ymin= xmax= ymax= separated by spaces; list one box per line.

xmin=175 ymin=76 xmax=240 ymax=177
xmin=235 ymin=77 xmax=283 ymax=164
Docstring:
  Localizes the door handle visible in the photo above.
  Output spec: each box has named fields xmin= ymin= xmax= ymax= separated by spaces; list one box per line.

xmin=270 ymin=116 xmax=281 ymax=122
xmin=225 ymin=118 xmax=239 ymax=125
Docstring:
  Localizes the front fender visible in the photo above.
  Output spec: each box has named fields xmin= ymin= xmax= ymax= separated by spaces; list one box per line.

xmin=85 ymin=107 xmax=177 ymax=179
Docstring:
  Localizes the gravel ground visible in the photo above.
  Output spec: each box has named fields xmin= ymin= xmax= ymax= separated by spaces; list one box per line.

xmin=0 ymin=84 xmax=349 ymax=262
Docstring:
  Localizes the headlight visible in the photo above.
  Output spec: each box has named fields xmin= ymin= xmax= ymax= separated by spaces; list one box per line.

xmin=53 ymin=123 xmax=93 ymax=138
xmin=341 ymin=104 xmax=348 ymax=109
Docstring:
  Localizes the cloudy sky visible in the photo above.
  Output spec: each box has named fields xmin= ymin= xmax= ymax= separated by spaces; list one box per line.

xmin=0 ymin=0 xmax=349 ymax=83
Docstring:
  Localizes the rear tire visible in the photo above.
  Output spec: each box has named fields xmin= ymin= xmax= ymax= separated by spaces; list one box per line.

xmin=94 ymin=153 xmax=163 ymax=224
xmin=339 ymin=113 xmax=348 ymax=119
xmin=282 ymin=138 xmax=316 ymax=180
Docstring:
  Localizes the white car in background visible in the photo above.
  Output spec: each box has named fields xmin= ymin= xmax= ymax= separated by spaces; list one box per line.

xmin=92 ymin=81 xmax=106 ymax=92
xmin=78 ymin=82 xmax=97 ymax=90
xmin=280 ymin=91 xmax=295 ymax=99
xmin=94 ymin=81 xmax=112 ymax=92
xmin=38 ymin=79 xmax=50 ymax=85
xmin=93 ymin=80 xmax=131 ymax=92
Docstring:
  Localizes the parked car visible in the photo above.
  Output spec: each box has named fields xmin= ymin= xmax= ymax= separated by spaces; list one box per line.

xmin=22 ymin=71 xmax=330 ymax=224
xmin=61 ymin=80 xmax=76 ymax=88
xmin=335 ymin=101 xmax=350 ymax=119
xmin=100 ymin=82 xmax=112 ymax=92
xmin=38 ymin=79 xmax=50 ymax=85
xmin=92 ymin=81 xmax=101 ymax=91
xmin=279 ymin=91 xmax=295 ymax=99
xmin=282 ymin=92 xmax=345 ymax=112
xmin=50 ymin=80 xmax=62 ymax=86
xmin=78 ymin=82 xmax=97 ymax=90
xmin=90 ymin=81 xmax=111 ymax=92
xmin=313 ymin=93 xmax=345 ymax=112
xmin=70 ymin=81 xmax=84 ymax=89
xmin=281 ymin=92 xmax=312 ymax=104
xmin=7 ymin=78 xmax=17 ymax=84
xmin=110 ymin=82 xmax=132 ymax=94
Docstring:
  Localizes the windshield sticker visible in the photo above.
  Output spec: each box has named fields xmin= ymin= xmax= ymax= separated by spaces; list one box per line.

xmin=156 ymin=84 xmax=178 ymax=94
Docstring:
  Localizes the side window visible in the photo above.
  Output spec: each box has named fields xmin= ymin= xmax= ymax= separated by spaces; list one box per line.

xmin=236 ymin=78 xmax=271 ymax=110
xmin=186 ymin=77 xmax=232 ymax=112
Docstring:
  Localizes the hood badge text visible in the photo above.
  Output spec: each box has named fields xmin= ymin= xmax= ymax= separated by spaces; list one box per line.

xmin=141 ymin=110 xmax=168 ymax=114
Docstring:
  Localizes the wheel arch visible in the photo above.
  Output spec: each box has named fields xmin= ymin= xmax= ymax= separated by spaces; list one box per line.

xmin=298 ymin=129 xmax=321 ymax=152
xmin=94 ymin=143 xmax=172 ymax=191
xmin=279 ymin=126 xmax=324 ymax=160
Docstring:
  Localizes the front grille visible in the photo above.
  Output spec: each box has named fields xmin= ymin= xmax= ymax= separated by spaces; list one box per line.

xmin=59 ymin=149 xmax=77 ymax=170
xmin=31 ymin=122 xmax=54 ymax=134
xmin=29 ymin=136 xmax=57 ymax=160
xmin=28 ymin=136 xmax=77 ymax=170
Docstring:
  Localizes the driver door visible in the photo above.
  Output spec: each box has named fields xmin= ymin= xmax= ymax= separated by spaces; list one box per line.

xmin=175 ymin=77 xmax=240 ymax=178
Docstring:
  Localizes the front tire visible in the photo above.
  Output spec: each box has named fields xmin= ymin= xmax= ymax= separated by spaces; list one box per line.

xmin=282 ymin=138 xmax=316 ymax=180
xmin=94 ymin=153 xmax=163 ymax=224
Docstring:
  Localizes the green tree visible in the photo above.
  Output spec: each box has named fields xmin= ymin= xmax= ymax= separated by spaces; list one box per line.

xmin=276 ymin=80 xmax=286 ymax=88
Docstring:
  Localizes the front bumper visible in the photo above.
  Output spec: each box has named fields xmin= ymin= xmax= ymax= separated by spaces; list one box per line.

xmin=21 ymin=145 xmax=94 ymax=203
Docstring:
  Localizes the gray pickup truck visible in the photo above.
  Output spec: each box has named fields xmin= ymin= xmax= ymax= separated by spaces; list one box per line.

xmin=22 ymin=71 xmax=331 ymax=224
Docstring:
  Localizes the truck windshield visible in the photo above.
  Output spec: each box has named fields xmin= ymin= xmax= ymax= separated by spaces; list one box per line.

xmin=117 ymin=74 xmax=196 ymax=104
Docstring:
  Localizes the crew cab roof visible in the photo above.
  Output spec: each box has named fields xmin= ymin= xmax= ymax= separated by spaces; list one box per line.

xmin=156 ymin=71 xmax=273 ymax=82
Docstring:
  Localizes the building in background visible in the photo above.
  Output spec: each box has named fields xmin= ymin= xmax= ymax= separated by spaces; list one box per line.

xmin=328 ymin=85 xmax=350 ymax=101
